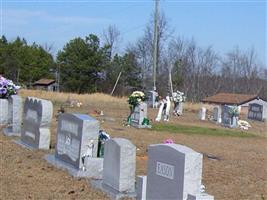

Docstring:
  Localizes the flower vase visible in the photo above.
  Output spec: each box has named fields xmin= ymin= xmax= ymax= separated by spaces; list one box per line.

xmin=0 ymin=98 xmax=8 ymax=125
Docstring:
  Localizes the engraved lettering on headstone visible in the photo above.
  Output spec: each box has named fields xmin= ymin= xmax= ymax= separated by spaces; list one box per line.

xmin=156 ymin=161 xmax=174 ymax=180
xmin=61 ymin=120 xmax=79 ymax=136
xmin=25 ymin=131 xmax=35 ymax=140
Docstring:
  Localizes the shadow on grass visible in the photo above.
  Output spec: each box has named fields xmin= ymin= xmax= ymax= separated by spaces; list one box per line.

xmin=151 ymin=123 xmax=258 ymax=138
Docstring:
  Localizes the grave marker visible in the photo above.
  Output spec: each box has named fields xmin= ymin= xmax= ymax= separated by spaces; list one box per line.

xmin=213 ymin=106 xmax=222 ymax=123
xmin=0 ymin=98 xmax=8 ymax=125
xmin=91 ymin=138 xmax=136 ymax=199
xmin=18 ymin=97 xmax=53 ymax=149
xmin=131 ymin=102 xmax=150 ymax=128
xmin=4 ymin=95 xmax=23 ymax=136
xmin=45 ymin=113 xmax=103 ymax=179
xmin=137 ymin=144 xmax=214 ymax=200
xmin=199 ymin=107 xmax=206 ymax=120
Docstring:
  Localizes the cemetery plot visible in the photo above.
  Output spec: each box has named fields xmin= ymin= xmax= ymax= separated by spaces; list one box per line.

xmin=18 ymin=97 xmax=53 ymax=150
xmin=45 ymin=113 xmax=103 ymax=179
xmin=4 ymin=95 xmax=23 ymax=136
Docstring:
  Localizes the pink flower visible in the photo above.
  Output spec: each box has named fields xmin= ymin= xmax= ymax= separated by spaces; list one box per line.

xmin=164 ymin=139 xmax=174 ymax=144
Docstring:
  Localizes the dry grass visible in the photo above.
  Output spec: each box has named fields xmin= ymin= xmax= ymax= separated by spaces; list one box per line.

xmin=1 ymin=89 xmax=266 ymax=200
xmin=19 ymin=89 xmax=128 ymax=108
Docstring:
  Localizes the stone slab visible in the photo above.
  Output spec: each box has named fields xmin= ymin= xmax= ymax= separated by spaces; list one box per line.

xmin=44 ymin=154 xmax=103 ymax=179
xmin=136 ymin=176 xmax=147 ymax=200
xmin=187 ymin=193 xmax=214 ymax=200
xmin=3 ymin=127 xmax=21 ymax=137
xmin=90 ymin=179 xmax=136 ymax=200
xmin=0 ymin=98 xmax=8 ymax=125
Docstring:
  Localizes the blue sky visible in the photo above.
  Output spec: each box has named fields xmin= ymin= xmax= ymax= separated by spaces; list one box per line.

xmin=1 ymin=0 xmax=266 ymax=66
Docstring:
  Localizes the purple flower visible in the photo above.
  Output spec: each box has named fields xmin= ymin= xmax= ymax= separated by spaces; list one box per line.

xmin=164 ymin=139 xmax=174 ymax=144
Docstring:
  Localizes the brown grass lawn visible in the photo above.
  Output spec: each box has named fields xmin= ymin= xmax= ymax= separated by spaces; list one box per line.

xmin=1 ymin=89 xmax=267 ymax=200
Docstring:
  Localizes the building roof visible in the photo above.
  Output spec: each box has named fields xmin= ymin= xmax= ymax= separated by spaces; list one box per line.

xmin=202 ymin=93 xmax=259 ymax=105
xmin=33 ymin=79 xmax=55 ymax=86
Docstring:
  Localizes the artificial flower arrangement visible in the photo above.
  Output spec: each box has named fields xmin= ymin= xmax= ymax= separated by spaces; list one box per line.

xmin=172 ymin=90 xmax=186 ymax=103
xmin=128 ymin=91 xmax=147 ymax=111
xmin=0 ymin=75 xmax=21 ymax=99
xmin=127 ymin=91 xmax=150 ymax=126
xmin=229 ymin=105 xmax=240 ymax=117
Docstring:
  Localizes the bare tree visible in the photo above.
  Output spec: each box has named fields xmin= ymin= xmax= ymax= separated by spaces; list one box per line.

xmin=102 ymin=24 xmax=121 ymax=58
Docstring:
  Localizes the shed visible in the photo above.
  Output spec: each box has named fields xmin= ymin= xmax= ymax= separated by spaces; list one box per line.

xmin=202 ymin=92 xmax=267 ymax=121
xmin=33 ymin=79 xmax=57 ymax=91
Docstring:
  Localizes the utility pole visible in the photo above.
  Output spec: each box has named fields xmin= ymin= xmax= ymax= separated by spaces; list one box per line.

xmin=153 ymin=0 xmax=159 ymax=91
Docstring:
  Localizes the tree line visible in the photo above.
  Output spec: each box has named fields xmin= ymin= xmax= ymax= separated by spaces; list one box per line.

xmin=0 ymin=15 xmax=266 ymax=101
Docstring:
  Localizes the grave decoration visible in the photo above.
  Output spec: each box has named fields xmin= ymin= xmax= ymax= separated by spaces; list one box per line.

xmin=222 ymin=105 xmax=239 ymax=128
xmin=172 ymin=90 xmax=186 ymax=116
xmin=0 ymin=76 xmax=20 ymax=125
xmin=17 ymin=97 xmax=53 ymax=149
xmin=91 ymin=138 xmax=137 ymax=199
xmin=0 ymin=75 xmax=20 ymax=99
xmin=155 ymin=95 xmax=171 ymax=122
xmin=3 ymin=95 xmax=23 ymax=136
xmin=127 ymin=91 xmax=151 ymax=128
xmin=136 ymin=143 xmax=214 ymax=200
xmin=97 ymin=130 xmax=110 ymax=157
xmin=45 ymin=113 xmax=104 ymax=179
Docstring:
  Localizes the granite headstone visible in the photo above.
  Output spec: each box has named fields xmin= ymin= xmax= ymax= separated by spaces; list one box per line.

xmin=131 ymin=102 xmax=150 ymax=128
xmin=45 ymin=113 xmax=103 ymax=179
xmin=19 ymin=97 xmax=53 ymax=149
xmin=4 ymin=95 xmax=23 ymax=136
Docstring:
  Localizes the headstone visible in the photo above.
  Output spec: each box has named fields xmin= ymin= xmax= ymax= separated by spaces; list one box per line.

xmin=45 ymin=113 xmax=103 ymax=179
xmin=136 ymin=176 xmax=147 ymax=200
xmin=4 ymin=95 xmax=23 ymax=136
xmin=248 ymin=103 xmax=263 ymax=121
xmin=18 ymin=97 xmax=53 ymax=149
xmin=213 ymin=106 xmax=222 ymax=123
xmin=131 ymin=102 xmax=150 ymax=128
xmin=199 ymin=107 xmax=206 ymax=120
xmin=222 ymin=105 xmax=238 ymax=128
xmin=91 ymin=138 xmax=136 ymax=199
xmin=147 ymin=91 xmax=158 ymax=108
xmin=137 ymin=144 xmax=214 ymax=200
xmin=0 ymin=98 xmax=8 ymax=125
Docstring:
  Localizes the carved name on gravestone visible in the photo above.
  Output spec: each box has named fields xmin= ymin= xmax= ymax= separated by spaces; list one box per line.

xmin=0 ymin=98 xmax=8 ymax=125
xmin=4 ymin=95 xmax=23 ymax=136
xmin=20 ymin=97 xmax=53 ymax=149
xmin=248 ymin=103 xmax=263 ymax=121
xmin=45 ymin=113 xmax=103 ymax=179
xmin=131 ymin=102 xmax=150 ymax=128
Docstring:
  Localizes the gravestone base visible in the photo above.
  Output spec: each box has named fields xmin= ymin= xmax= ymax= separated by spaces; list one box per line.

xmin=131 ymin=122 xmax=152 ymax=129
xmin=13 ymin=139 xmax=35 ymax=150
xmin=187 ymin=193 xmax=214 ymax=200
xmin=44 ymin=154 xmax=103 ymax=179
xmin=91 ymin=180 xmax=136 ymax=200
xmin=3 ymin=127 xmax=21 ymax=137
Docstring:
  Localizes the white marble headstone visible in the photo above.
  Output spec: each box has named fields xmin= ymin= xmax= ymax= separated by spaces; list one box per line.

xmin=0 ymin=98 xmax=8 ymax=125
xmin=4 ymin=95 xmax=23 ymax=136
xmin=131 ymin=102 xmax=149 ymax=128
